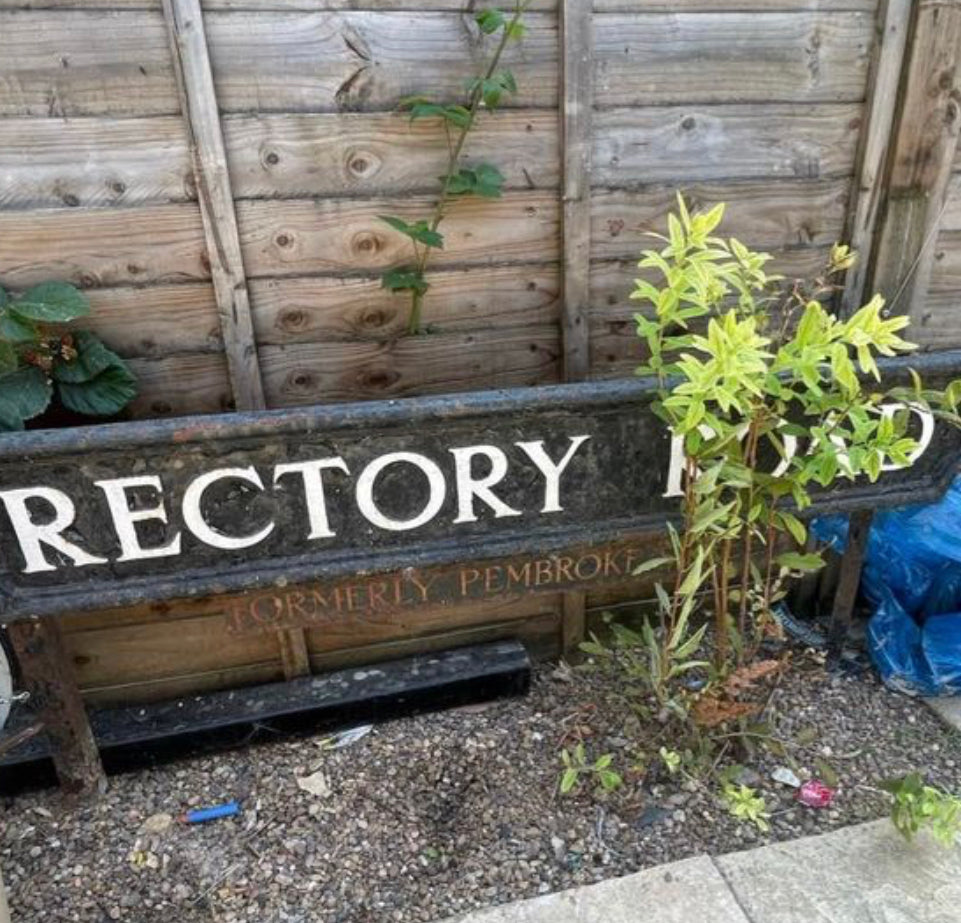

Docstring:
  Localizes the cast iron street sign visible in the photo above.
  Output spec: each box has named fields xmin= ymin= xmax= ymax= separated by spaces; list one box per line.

xmin=1 ymin=352 xmax=961 ymax=623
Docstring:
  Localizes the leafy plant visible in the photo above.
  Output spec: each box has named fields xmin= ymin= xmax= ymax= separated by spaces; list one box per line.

xmin=882 ymin=773 xmax=961 ymax=847
xmin=721 ymin=782 xmax=770 ymax=832
xmin=659 ymin=746 xmax=682 ymax=775
xmin=559 ymin=743 xmax=622 ymax=795
xmin=379 ymin=1 xmax=528 ymax=334
xmin=0 ymin=280 xmax=136 ymax=431
xmin=631 ymin=196 xmax=961 ymax=676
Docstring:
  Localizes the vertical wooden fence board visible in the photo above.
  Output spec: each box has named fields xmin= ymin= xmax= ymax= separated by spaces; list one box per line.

xmin=840 ymin=0 xmax=912 ymax=316
xmin=868 ymin=0 xmax=961 ymax=316
xmin=162 ymin=0 xmax=313 ymax=678
xmin=560 ymin=0 xmax=592 ymax=382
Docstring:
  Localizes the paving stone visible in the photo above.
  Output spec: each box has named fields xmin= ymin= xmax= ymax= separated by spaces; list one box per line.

xmin=927 ymin=697 xmax=961 ymax=733
xmin=716 ymin=819 xmax=961 ymax=923
xmin=445 ymin=855 xmax=750 ymax=923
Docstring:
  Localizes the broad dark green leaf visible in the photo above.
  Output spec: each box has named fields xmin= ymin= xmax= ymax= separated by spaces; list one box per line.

xmin=52 ymin=330 xmax=120 ymax=384
xmin=57 ymin=362 xmax=137 ymax=417
xmin=441 ymin=105 xmax=472 ymax=128
xmin=378 ymin=216 xmax=443 ymax=249
xmin=13 ymin=281 xmax=90 ymax=323
xmin=0 ymin=366 xmax=52 ymax=427
xmin=0 ymin=341 xmax=17 ymax=375
xmin=0 ymin=309 xmax=38 ymax=344
xmin=473 ymin=162 xmax=505 ymax=198
xmin=0 ymin=285 xmax=8 ymax=309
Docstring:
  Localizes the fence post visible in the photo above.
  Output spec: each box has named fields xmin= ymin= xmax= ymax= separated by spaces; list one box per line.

xmin=865 ymin=0 xmax=961 ymax=313
xmin=558 ymin=0 xmax=594 ymax=653
xmin=161 ymin=0 xmax=312 ymax=679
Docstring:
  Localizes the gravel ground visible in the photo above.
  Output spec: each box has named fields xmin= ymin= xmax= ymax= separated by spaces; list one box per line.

xmin=3 ymin=648 xmax=961 ymax=923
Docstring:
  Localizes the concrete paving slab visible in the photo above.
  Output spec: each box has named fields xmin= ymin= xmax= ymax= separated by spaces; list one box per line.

xmin=927 ymin=696 xmax=961 ymax=733
xmin=446 ymin=855 xmax=750 ymax=923
xmin=716 ymin=819 xmax=961 ymax=923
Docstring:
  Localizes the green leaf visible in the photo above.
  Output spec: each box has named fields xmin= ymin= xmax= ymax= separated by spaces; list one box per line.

xmin=12 ymin=282 xmax=90 ymax=323
xmin=474 ymin=163 xmax=505 ymax=198
xmin=505 ymin=20 xmax=525 ymax=40
xmin=475 ymin=7 xmax=505 ymax=33
xmin=0 ymin=340 xmax=17 ymax=375
xmin=560 ymin=767 xmax=579 ymax=794
xmin=632 ymin=555 xmax=673 ymax=576
xmin=776 ymin=551 xmax=824 ymax=573
xmin=0 ymin=309 xmax=38 ymax=344
xmin=0 ymin=366 xmax=52 ymax=428
xmin=0 ymin=286 xmax=7 ymax=309
xmin=53 ymin=331 xmax=137 ymax=417
xmin=779 ymin=511 xmax=807 ymax=546
xmin=382 ymin=267 xmax=429 ymax=296
xmin=378 ymin=215 xmax=444 ymax=249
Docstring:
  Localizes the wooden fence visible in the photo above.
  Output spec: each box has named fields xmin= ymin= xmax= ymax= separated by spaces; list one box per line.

xmin=1 ymin=0 xmax=960 ymax=703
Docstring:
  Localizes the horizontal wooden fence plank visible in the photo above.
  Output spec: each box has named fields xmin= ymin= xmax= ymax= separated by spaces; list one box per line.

xmin=258 ymin=324 xmax=561 ymax=405
xmin=0 ymin=203 xmax=208 ymax=288
xmin=204 ymin=11 xmax=557 ymax=112
xmin=0 ymin=10 xmax=556 ymax=116
xmin=0 ymin=110 xmax=556 ymax=209
xmin=0 ymin=11 xmax=178 ymax=117
xmin=237 ymin=192 xmax=560 ymax=277
xmin=594 ymin=12 xmax=873 ymax=106
xmin=939 ymin=172 xmax=961 ymax=231
xmin=591 ymin=178 xmax=851 ymax=261
xmin=223 ymin=110 xmax=559 ymax=197
xmin=0 ymin=194 xmax=557 ymax=288
xmin=82 ymin=284 xmax=223 ymax=358
xmin=0 ymin=0 xmax=559 ymax=8
xmin=250 ymin=265 xmax=560 ymax=344
xmin=595 ymin=1 xmax=876 ymax=9
xmin=594 ymin=103 xmax=861 ymax=185
xmin=0 ymin=117 xmax=192 ymax=209
xmin=126 ymin=352 xmax=232 ymax=416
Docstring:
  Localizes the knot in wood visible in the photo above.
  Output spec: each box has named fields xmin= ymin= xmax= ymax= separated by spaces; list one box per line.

xmin=346 ymin=149 xmax=381 ymax=179
xmin=275 ymin=232 xmax=294 ymax=249
xmin=357 ymin=309 xmax=391 ymax=331
xmin=280 ymin=309 xmax=309 ymax=332
xmin=287 ymin=370 xmax=316 ymax=392
xmin=359 ymin=367 xmax=401 ymax=390
xmin=352 ymin=231 xmax=382 ymax=255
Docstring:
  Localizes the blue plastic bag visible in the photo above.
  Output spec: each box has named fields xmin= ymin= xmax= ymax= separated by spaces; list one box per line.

xmin=812 ymin=475 xmax=961 ymax=696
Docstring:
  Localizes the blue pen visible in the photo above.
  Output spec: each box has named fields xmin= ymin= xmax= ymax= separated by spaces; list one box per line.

xmin=179 ymin=800 xmax=241 ymax=824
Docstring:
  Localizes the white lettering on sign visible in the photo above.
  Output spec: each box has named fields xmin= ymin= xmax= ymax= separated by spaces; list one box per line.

xmin=355 ymin=451 xmax=446 ymax=532
xmin=450 ymin=445 xmax=521 ymax=524
xmin=516 ymin=436 xmax=592 ymax=513
xmin=182 ymin=467 xmax=276 ymax=550
xmin=274 ymin=458 xmax=350 ymax=539
xmin=94 ymin=475 xmax=181 ymax=562
xmin=0 ymin=487 xmax=108 ymax=573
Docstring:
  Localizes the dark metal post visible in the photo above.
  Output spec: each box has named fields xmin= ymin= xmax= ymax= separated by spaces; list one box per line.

xmin=827 ymin=510 xmax=874 ymax=658
xmin=5 ymin=619 xmax=105 ymax=795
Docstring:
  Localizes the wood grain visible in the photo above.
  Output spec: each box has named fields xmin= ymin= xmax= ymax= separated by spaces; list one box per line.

xmin=595 ymin=0 xmax=876 ymax=9
xmin=125 ymin=353 xmax=233 ymax=417
xmin=82 ymin=283 xmax=222 ymax=358
xmin=259 ymin=325 xmax=561 ymax=405
xmin=0 ymin=204 xmax=208 ymax=288
xmin=222 ymin=110 xmax=559 ymax=197
xmin=0 ymin=111 xmax=556 ymax=209
xmin=249 ymin=265 xmax=560 ymax=344
xmin=0 ymin=0 xmax=559 ymax=9
xmin=560 ymin=0 xmax=592 ymax=381
xmin=163 ymin=0 xmax=266 ymax=411
xmin=839 ymin=0 xmax=912 ymax=316
xmin=0 ymin=11 xmax=178 ymax=117
xmin=594 ymin=12 xmax=873 ymax=106
xmin=869 ymin=1 xmax=961 ymax=320
xmin=204 ymin=11 xmax=557 ymax=112
xmin=237 ymin=192 xmax=560 ymax=277
xmin=0 ymin=117 xmax=192 ymax=209
xmin=593 ymin=103 xmax=861 ymax=185
xmin=591 ymin=179 xmax=850 ymax=262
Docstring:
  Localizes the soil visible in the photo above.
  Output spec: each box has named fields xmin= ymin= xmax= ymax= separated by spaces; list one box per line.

xmin=2 ymin=647 xmax=960 ymax=923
